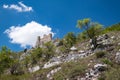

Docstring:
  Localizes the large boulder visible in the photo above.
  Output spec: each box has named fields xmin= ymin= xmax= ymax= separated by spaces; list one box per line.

xmin=29 ymin=66 xmax=40 ymax=73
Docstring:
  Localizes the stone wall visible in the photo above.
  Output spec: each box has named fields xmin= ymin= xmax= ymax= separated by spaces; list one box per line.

xmin=41 ymin=34 xmax=52 ymax=43
xmin=35 ymin=36 xmax=42 ymax=48
xmin=35 ymin=33 xmax=52 ymax=48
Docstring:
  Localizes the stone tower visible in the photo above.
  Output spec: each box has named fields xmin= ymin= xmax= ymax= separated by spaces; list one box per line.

xmin=35 ymin=33 xmax=52 ymax=48
xmin=35 ymin=36 xmax=42 ymax=48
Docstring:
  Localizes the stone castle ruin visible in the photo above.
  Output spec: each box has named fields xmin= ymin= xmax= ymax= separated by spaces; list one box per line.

xmin=35 ymin=33 xmax=52 ymax=48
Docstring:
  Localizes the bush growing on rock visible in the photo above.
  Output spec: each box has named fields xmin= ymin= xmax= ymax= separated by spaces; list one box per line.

xmin=63 ymin=32 xmax=76 ymax=49
xmin=101 ymin=58 xmax=113 ymax=66
xmin=96 ymin=51 xmax=106 ymax=58
xmin=76 ymin=32 xmax=88 ymax=43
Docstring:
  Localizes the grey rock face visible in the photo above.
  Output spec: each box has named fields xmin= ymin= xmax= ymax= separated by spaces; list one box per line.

xmin=43 ymin=50 xmax=93 ymax=69
xmin=81 ymin=64 xmax=107 ymax=80
xmin=95 ymin=34 xmax=114 ymax=51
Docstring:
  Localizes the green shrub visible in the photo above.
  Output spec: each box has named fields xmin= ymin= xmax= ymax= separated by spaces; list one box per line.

xmin=76 ymin=32 xmax=88 ymax=43
xmin=98 ymin=77 xmax=105 ymax=80
xmin=0 ymin=74 xmax=31 ymax=80
xmin=63 ymin=32 xmax=76 ymax=48
xmin=96 ymin=51 xmax=106 ymax=58
xmin=101 ymin=58 xmax=113 ymax=66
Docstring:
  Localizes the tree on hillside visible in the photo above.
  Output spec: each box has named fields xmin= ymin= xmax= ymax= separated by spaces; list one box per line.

xmin=0 ymin=46 xmax=17 ymax=74
xmin=44 ymin=42 xmax=55 ymax=61
xmin=0 ymin=46 xmax=11 ymax=73
xmin=77 ymin=18 xmax=103 ymax=50
xmin=59 ymin=32 xmax=76 ymax=54
xmin=76 ymin=31 xmax=87 ymax=43
xmin=30 ymin=47 xmax=43 ymax=66
xmin=63 ymin=32 xmax=76 ymax=48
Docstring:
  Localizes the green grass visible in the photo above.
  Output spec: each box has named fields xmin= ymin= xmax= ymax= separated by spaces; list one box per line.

xmin=105 ymin=67 xmax=120 ymax=80
xmin=0 ymin=73 xmax=31 ymax=80
xmin=98 ymin=65 xmax=120 ymax=80
xmin=53 ymin=61 xmax=87 ymax=80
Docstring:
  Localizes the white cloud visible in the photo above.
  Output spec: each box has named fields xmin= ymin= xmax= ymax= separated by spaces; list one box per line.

xmin=3 ymin=2 xmax=33 ymax=12
xmin=18 ymin=2 xmax=32 ymax=12
xmin=3 ymin=4 xmax=8 ymax=8
xmin=9 ymin=4 xmax=22 ymax=12
xmin=5 ymin=21 xmax=54 ymax=48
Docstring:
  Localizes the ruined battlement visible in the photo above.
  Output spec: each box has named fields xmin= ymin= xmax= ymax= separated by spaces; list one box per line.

xmin=35 ymin=33 xmax=52 ymax=48
xmin=41 ymin=34 xmax=52 ymax=43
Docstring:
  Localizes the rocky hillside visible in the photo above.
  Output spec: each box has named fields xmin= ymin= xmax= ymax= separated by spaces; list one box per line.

xmin=0 ymin=24 xmax=120 ymax=80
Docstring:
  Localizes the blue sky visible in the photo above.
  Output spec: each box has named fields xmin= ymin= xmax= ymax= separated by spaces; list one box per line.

xmin=0 ymin=0 xmax=120 ymax=51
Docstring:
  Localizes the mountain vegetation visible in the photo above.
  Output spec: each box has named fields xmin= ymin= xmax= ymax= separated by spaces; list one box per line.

xmin=0 ymin=19 xmax=120 ymax=80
